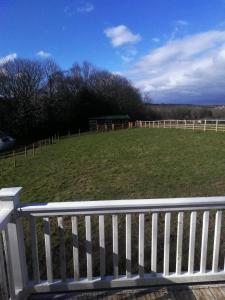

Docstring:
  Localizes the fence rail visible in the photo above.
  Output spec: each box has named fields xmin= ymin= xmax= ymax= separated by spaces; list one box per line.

xmin=137 ymin=120 xmax=225 ymax=132
xmin=1 ymin=188 xmax=225 ymax=298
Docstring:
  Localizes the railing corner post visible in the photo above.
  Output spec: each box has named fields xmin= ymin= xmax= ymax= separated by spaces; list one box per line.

xmin=0 ymin=187 xmax=28 ymax=299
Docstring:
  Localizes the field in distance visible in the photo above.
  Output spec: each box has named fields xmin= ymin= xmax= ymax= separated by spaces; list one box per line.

xmin=1 ymin=128 xmax=225 ymax=203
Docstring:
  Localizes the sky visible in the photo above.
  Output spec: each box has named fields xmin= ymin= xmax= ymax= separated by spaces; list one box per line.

xmin=2 ymin=0 xmax=225 ymax=104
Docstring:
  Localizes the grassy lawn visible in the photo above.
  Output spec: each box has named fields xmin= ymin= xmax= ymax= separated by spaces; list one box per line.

xmin=1 ymin=128 xmax=225 ymax=278
xmin=1 ymin=128 xmax=225 ymax=202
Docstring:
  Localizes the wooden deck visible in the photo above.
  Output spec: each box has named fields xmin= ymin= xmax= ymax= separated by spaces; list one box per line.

xmin=29 ymin=284 xmax=225 ymax=299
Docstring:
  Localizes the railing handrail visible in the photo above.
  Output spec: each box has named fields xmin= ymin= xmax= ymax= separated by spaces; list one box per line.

xmin=18 ymin=196 xmax=225 ymax=216
xmin=3 ymin=187 xmax=225 ymax=299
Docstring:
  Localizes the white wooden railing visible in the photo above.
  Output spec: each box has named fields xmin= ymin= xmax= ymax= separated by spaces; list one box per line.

xmin=1 ymin=188 xmax=225 ymax=299
xmin=137 ymin=120 xmax=225 ymax=132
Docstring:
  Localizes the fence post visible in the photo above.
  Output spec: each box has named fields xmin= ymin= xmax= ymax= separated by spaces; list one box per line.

xmin=24 ymin=147 xmax=27 ymax=158
xmin=184 ymin=120 xmax=187 ymax=130
xmin=204 ymin=120 xmax=206 ymax=132
xmin=216 ymin=120 xmax=218 ymax=132
xmin=32 ymin=144 xmax=35 ymax=157
xmin=12 ymin=151 xmax=16 ymax=168
xmin=0 ymin=187 xmax=28 ymax=298
xmin=193 ymin=120 xmax=195 ymax=131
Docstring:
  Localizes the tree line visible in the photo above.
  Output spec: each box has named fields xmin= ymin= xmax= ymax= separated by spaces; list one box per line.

xmin=148 ymin=104 xmax=225 ymax=120
xmin=0 ymin=58 xmax=146 ymax=143
xmin=1 ymin=57 xmax=223 ymax=144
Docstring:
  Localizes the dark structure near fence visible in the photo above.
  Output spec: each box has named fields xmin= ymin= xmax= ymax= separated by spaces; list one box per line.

xmin=89 ymin=115 xmax=130 ymax=131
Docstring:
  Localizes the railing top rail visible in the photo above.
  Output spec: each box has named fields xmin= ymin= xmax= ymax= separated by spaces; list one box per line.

xmin=18 ymin=196 xmax=225 ymax=216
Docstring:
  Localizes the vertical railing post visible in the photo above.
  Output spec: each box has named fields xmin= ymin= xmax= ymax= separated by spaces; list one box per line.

xmin=0 ymin=187 xmax=28 ymax=299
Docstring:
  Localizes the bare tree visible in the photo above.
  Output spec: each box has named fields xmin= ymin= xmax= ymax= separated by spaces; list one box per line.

xmin=0 ymin=58 xmax=44 ymax=100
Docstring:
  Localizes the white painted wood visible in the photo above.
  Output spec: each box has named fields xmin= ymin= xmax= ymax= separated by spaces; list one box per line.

xmin=0 ymin=233 xmax=9 ymax=299
xmin=0 ymin=208 xmax=13 ymax=231
xmin=99 ymin=215 xmax=105 ymax=278
xmin=176 ymin=212 xmax=183 ymax=275
xmin=29 ymin=216 xmax=40 ymax=283
xmin=126 ymin=214 xmax=131 ymax=278
xmin=2 ymin=229 xmax=15 ymax=299
xmin=212 ymin=211 xmax=222 ymax=273
xmin=71 ymin=216 xmax=79 ymax=280
xmin=0 ymin=187 xmax=22 ymax=211
xmin=188 ymin=212 xmax=197 ymax=274
xmin=139 ymin=213 xmax=145 ymax=277
xmin=27 ymin=271 xmax=225 ymax=294
xmin=200 ymin=211 xmax=209 ymax=273
xmin=85 ymin=216 xmax=92 ymax=281
xmin=43 ymin=217 xmax=53 ymax=282
xmin=19 ymin=196 xmax=225 ymax=216
xmin=57 ymin=217 xmax=66 ymax=281
xmin=151 ymin=213 xmax=158 ymax=273
xmin=112 ymin=214 xmax=118 ymax=279
xmin=4 ymin=186 xmax=225 ymax=295
xmin=0 ymin=187 xmax=28 ymax=298
xmin=164 ymin=212 xmax=171 ymax=276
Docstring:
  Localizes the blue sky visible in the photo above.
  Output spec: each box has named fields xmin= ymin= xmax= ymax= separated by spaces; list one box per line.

xmin=1 ymin=0 xmax=225 ymax=103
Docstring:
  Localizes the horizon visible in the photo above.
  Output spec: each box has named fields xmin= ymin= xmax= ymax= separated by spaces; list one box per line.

xmin=1 ymin=0 xmax=225 ymax=104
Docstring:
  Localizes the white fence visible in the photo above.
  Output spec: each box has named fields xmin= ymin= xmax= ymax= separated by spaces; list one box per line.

xmin=137 ymin=120 xmax=225 ymax=132
xmin=1 ymin=188 xmax=225 ymax=299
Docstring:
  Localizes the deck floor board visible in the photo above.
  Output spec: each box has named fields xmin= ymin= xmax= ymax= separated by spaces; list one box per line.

xmin=29 ymin=284 xmax=225 ymax=300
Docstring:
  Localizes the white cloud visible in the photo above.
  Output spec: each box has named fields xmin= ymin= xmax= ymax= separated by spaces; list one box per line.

xmin=77 ymin=2 xmax=94 ymax=13
xmin=64 ymin=2 xmax=94 ymax=16
xmin=0 ymin=53 xmax=17 ymax=65
xmin=152 ymin=38 xmax=160 ymax=43
xmin=118 ymin=47 xmax=138 ymax=64
xmin=104 ymin=25 xmax=141 ymax=47
xmin=175 ymin=20 xmax=189 ymax=26
xmin=170 ymin=19 xmax=189 ymax=40
xmin=127 ymin=30 xmax=225 ymax=102
xmin=36 ymin=50 xmax=51 ymax=58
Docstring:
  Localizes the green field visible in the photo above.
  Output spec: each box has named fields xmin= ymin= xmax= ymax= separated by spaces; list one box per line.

xmin=1 ymin=128 xmax=225 ymax=202
xmin=2 ymin=128 xmax=225 ymax=278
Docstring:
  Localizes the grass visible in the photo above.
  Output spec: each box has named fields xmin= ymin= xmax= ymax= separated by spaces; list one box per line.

xmin=1 ymin=128 xmax=225 ymax=279
xmin=1 ymin=128 xmax=225 ymax=202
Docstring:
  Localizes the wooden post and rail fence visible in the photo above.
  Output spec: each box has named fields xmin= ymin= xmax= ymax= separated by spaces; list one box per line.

xmin=1 ymin=187 xmax=225 ymax=298
xmin=0 ymin=123 xmax=134 ymax=168
xmin=1 ymin=120 xmax=224 ymax=170
xmin=137 ymin=119 xmax=225 ymax=132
